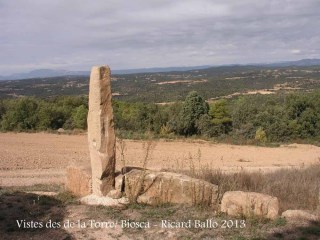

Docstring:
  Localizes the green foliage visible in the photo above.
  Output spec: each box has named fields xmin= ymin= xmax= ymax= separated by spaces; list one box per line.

xmin=1 ymin=98 xmax=39 ymax=131
xmin=231 ymin=96 xmax=258 ymax=139
xmin=231 ymin=92 xmax=320 ymax=142
xmin=195 ymin=114 xmax=214 ymax=137
xmin=178 ymin=91 xmax=209 ymax=136
xmin=0 ymin=96 xmax=88 ymax=131
xmin=0 ymin=100 xmax=5 ymax=120
xmin=1 ymin=91 xmax=320 ymax=144
xmin=2 ymin=65 xmax=320 ymax=103
xmin=159 ymin=124 xmax=172 ymax=136
xmin=209 ymin=99 xmax=232 ymax=136
xmin=113 ymin=101 xmax=169 ymax=134
xmin=72 ymin=105 xmax=88 ymax=129
xmin=165 ymin=102 xmax=183 ymax=133
xmin=286 ymin=93 xmax=320 ymax=138
xmin=255 ymin=127 xmax=267 ymax=143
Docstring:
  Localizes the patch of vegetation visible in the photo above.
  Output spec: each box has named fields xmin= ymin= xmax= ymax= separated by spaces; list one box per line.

xmin=180 ymin=163 xmax=320 ymax=212
xmin=83 ymin=202 xmax=316 ymax=239
xmin=0 ymin=184 xmax=63 ymax=193
xmin=1 ymin=65 xmax=320 ymax=102
xmin=1 ymin=90 xmax=320 ymax=145
xmin=86 ymin=205 xmax=126 ymax=221
xmin=55 ymin=191 xmax=78 ymax=205
xmin=272 ymin=217 xmax=287 ymax=227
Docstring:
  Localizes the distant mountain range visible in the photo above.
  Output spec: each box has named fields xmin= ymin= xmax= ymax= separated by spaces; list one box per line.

xmin=0 ymin=66 xmax=212 ymax=81
xmin=1 ymin=59 xmax=320 ymax=81
xmin=0 ymin=69 xmax=90 ymax=81
xmin=264 ymin=58 xmax=320 ymax=67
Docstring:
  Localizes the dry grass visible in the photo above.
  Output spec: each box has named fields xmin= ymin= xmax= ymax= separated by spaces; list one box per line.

xmin=125 ymin=140 xmax=156 ymax=203
xmin=180 ymin=163 xmax=320 ymax=212
xmin=116 ymin=137 xmax=127 ymax=169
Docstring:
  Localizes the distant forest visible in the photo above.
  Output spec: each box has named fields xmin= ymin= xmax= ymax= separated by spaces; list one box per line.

xmin=1 ymin=90 xmax=320 ymax=145
xmin=1 ymin=65 xmax=320 ymax=102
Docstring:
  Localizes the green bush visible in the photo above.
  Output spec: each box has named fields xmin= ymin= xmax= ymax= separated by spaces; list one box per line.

xmin=1 ymin=91 xmax=320 ymax=144
xmin=177 ymin=91 xmax=209 ymax=136
xmin=72 ymin=105 xmax=88 ymax=129
xmin=255 ymin=127 xmax=267 ymax=143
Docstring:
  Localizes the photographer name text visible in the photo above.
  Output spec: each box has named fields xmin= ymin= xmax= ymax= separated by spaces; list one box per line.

xmin=16 ymin=219 xmax=246 ymax=229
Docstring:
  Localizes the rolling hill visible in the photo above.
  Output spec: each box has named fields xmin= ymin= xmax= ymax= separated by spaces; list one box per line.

xmin=1 ymin=60 xmax=320 ymax=102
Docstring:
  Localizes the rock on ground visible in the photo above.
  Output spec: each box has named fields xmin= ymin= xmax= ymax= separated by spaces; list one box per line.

xmin=80 ymin=194 xmax=129 ymax=207
xmin=124 ymin=169 xmax=218 ymax=207
xmin=66 ymin=166 xmax=92 ymax=197
xmin=221 ymin=191 xmax=279 ymax=219
xmin=282 ymin=210 xmax=319 ymax=222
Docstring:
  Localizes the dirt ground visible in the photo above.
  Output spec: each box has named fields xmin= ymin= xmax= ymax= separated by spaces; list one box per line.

xmin=1 ymin=191 xmax=319 ymax=240
xmin=1 ymin=132 xmax=320 ymax=239
xmin=0 ymin=132 xmax=319 ymax=187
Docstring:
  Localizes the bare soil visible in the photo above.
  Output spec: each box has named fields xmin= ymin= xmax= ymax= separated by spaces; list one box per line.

xmin=0 ymin=132 xmax=319 ymax=187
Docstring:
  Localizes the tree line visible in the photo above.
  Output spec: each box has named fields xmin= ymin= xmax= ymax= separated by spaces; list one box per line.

xmin=0 ymin=91 xmax=320 ymax=144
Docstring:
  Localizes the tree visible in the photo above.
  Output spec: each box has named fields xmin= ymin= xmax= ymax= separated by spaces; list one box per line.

xmin=72 ymin=105 xmax=88 ymax=129
xmin=231 ymin=96 xmax=258 ymax=139
xmin=0 ymin=100 xmax=6 ymax=121
xmin=209 ymin=99 xmax=232 ymax=135
xmin=1 ymin=98 xmax=39 ymax=131
xmin=178 ymin=91 xmax=209 ymax=135
xmin=195 ymin=114 xmax=214 ymax=137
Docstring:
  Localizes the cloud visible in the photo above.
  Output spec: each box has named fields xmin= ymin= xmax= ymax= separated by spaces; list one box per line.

xmin=291 ymin=49 xmax=301 ymax=54
xmin=0 ymin=0 xmax=320 ymax=74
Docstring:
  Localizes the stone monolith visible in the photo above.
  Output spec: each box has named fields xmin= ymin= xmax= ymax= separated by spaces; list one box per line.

xmin=87 ymin=66 xmax=116 ymax=196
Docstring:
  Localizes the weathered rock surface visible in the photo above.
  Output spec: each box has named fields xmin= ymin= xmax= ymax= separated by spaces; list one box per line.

xmin=57 ymin=128 xmax=65 ymax=134
xmin=107 ymin=189 xmax=123 ymax=199
xmin=318 ymin=190 xmax=320 ymax=212
xmin=124 ymin=170 xmax=218 ymax=207
xmin=87 ymin=66 xmax=116 ymax=196
xmin=282 ymin=210 xmax=319 ymax=222
xmin=221 ymin=191 xmax=279 ymax=219
xmin=115 ymin=173 xmax=124 ymax=191
xmin=66 ymin=166 xmax=92 ymax=197
xmin=80 ymin=194 xmax=129 ymax=207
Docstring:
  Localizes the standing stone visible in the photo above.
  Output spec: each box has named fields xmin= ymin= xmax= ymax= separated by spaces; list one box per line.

xmin=318 ymin=188 xmax=320 ymax=212
xmin=87 ymin=66 xmax=116 ymax=196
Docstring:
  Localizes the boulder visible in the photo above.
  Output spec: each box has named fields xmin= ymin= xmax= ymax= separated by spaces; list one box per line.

xmin=221 ymin=191 xmax=279 ymax=219
xmin=107 ymin=189 xmax=122 ymax=199
xmin=124 ymin=170 xmax=218 ymax=207
xmin=115 ymin=173 xmax=124 ymax=191
xmin=80 ymin=194 xmax=129 ymax=207
xmin=282 ymin=210 xmax=319 ymax=222
xmin=66 ymin=166 xmax=92 ymax=197
xmin=57 ymin=128 xmax=65 ymax=134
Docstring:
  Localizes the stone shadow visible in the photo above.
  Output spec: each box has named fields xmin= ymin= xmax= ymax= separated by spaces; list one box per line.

xmin=268 ymin=220 xmax=320 ymax=240
xmin=0 ymin=191 xmax=74 ymax=240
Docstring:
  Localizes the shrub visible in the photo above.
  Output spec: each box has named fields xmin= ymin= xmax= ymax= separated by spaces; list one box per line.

xmin=178 ymin=91 xmax=209 ymax=136
xmin=255 ymin=127 xmax=267 ymax=143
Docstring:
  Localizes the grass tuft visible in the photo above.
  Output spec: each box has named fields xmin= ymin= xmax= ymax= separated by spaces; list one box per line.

xmin=180 ymin=163 xmax=320 ymax=212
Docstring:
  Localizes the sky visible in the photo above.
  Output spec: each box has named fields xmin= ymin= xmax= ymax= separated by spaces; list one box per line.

xmin=0 ymin=0 xmax=320 ymax=75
